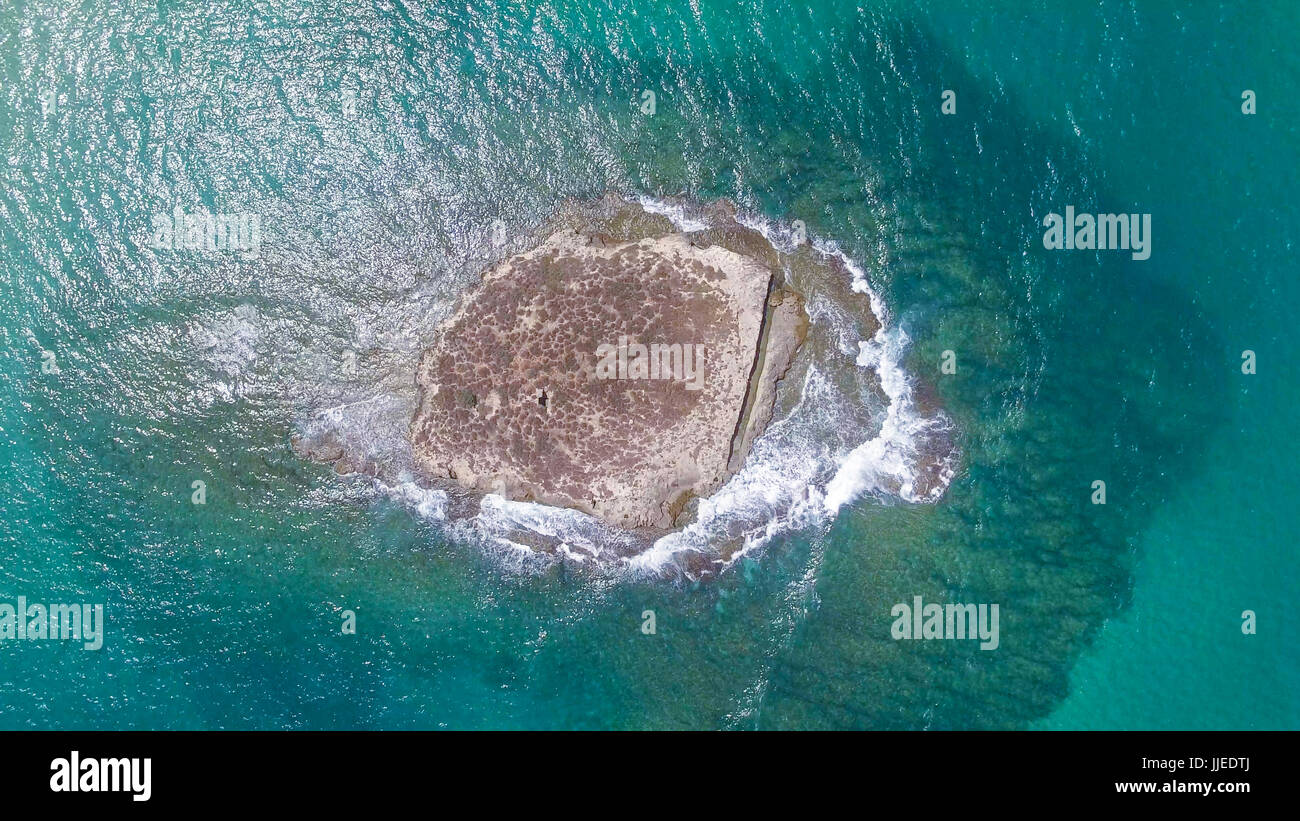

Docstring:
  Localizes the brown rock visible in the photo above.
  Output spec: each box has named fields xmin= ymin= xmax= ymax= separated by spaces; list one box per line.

xmin=410 ymin=218 xmax=808 ymax=530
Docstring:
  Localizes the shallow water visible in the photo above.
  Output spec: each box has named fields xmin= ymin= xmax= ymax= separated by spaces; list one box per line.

xmin=1 ymin=0 xmax=1295 ymax=729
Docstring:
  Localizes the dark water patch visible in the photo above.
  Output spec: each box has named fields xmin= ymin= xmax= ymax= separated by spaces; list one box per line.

xmin=739 ymin=16 xmax=1228 ymax=728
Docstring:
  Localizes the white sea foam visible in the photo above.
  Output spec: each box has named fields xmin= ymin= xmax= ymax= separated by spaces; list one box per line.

xmin=824 ymin=324 xmax=943 ymax=511
xmin=634 ymin=195 xmax=711 ymax=232
xmin=188 ymin=303 xmax=263 ymax=404
xmin=381 ymin=476 xmax=450 ymax=520
xmin=470 ymin=493 xmax=645 ymax=564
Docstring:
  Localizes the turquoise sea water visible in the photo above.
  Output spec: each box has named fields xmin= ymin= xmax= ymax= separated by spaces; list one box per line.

xmin=1 ymin=0 xmax=1296 ymax=729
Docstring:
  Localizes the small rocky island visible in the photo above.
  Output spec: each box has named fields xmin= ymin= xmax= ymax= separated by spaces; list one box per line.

xmin=409 ymin=196 xmax=808 ymax=530
xmin=292 ymin=195 xmax=955 ymax=566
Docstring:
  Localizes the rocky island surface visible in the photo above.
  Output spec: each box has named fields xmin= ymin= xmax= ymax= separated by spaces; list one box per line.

xmin=409 ymin=197 xmax=808 ymax=530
